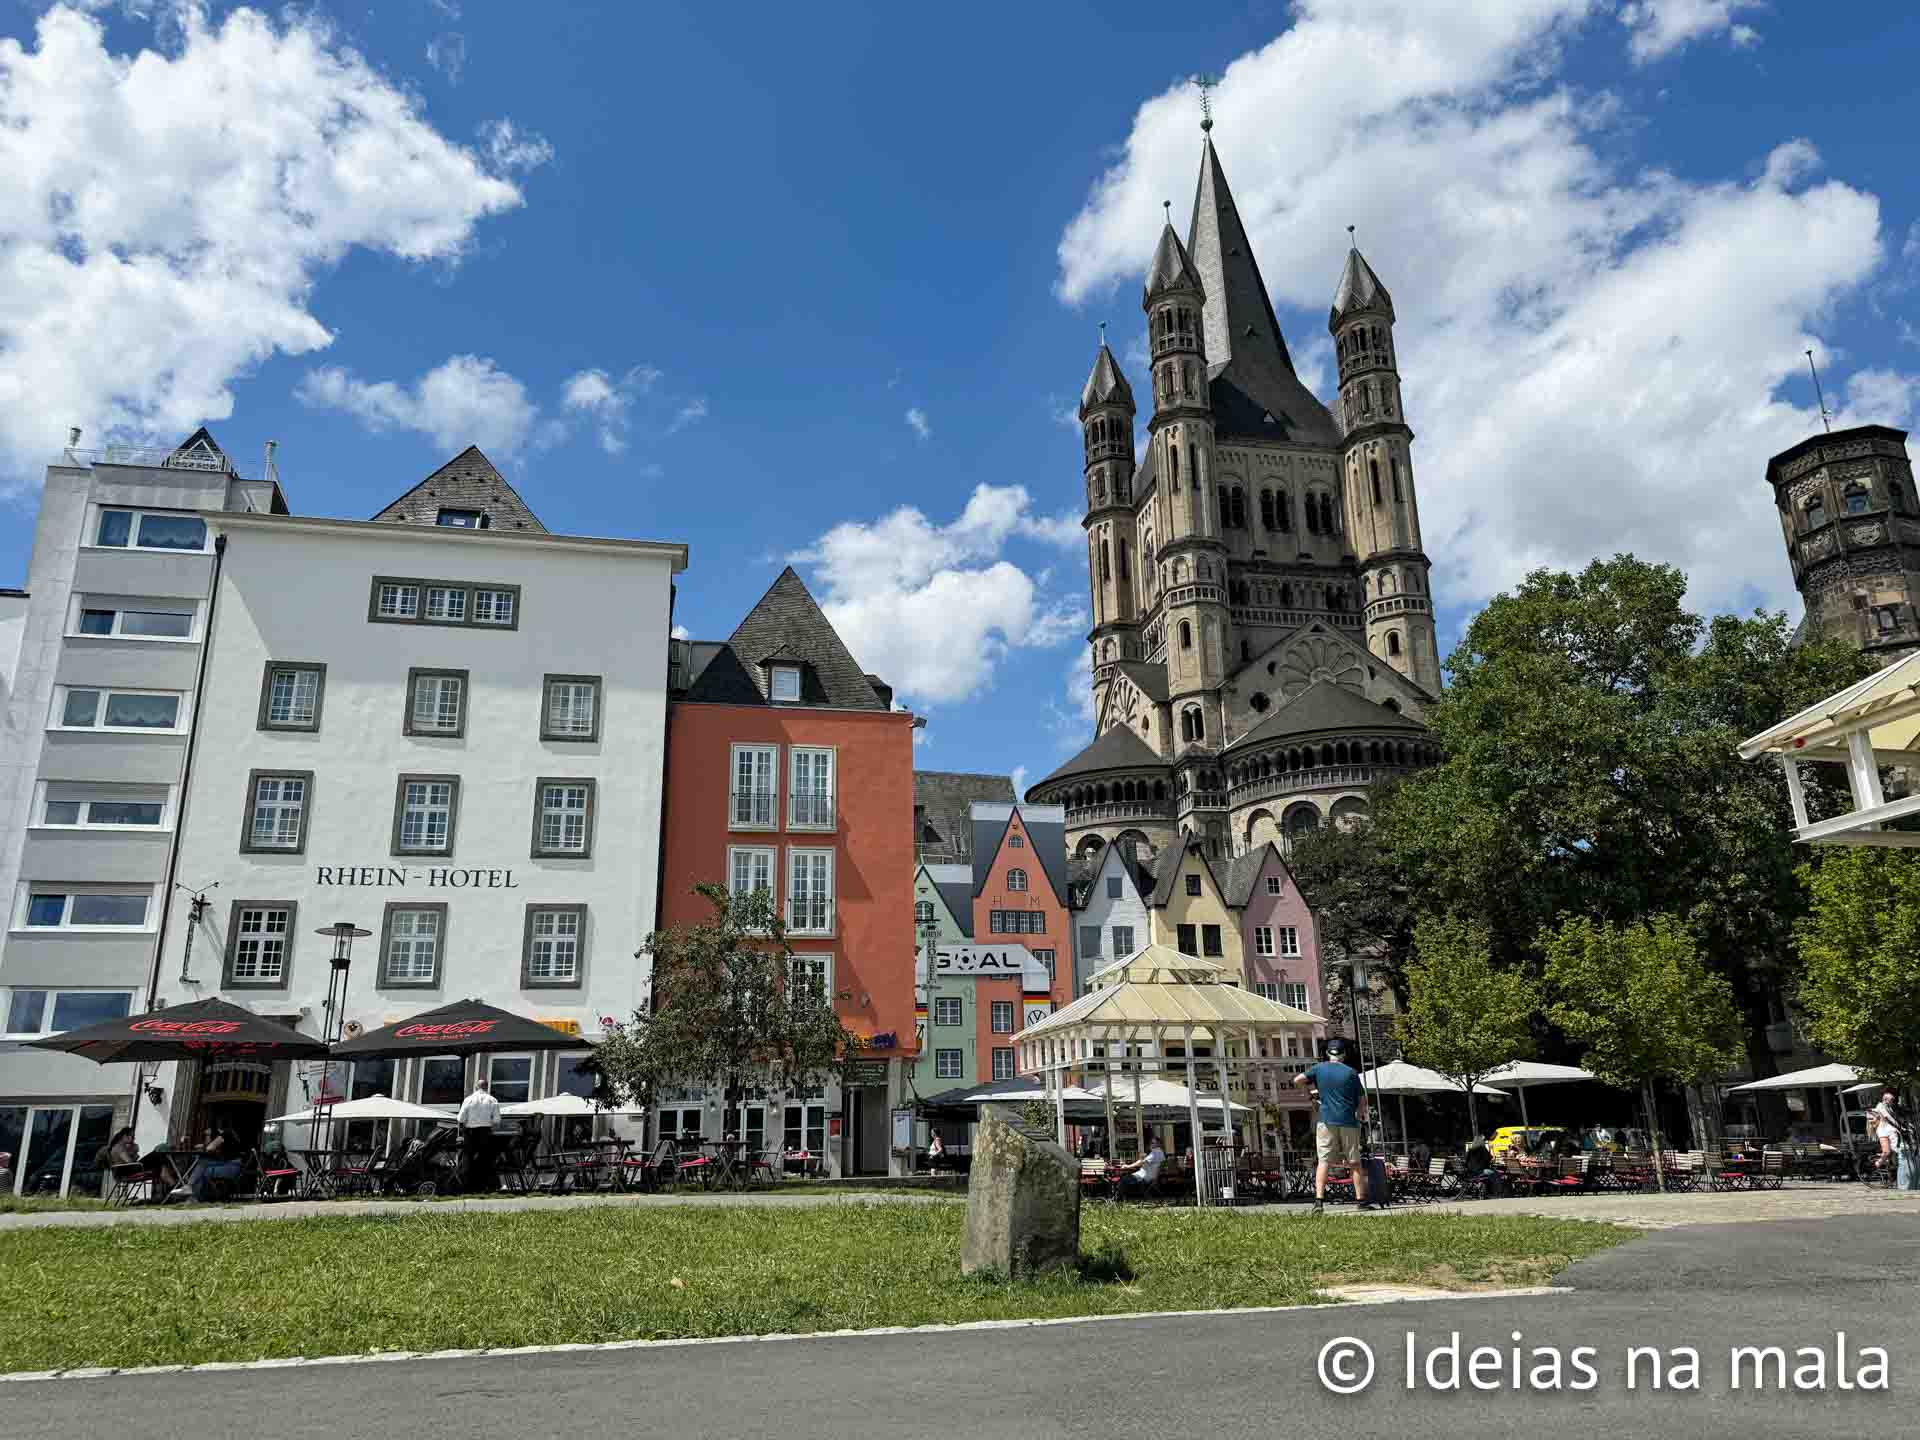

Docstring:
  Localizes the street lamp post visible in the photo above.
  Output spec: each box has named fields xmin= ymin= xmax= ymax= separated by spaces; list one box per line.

xmin=313 ymin=921 xmax=370 ymax=1154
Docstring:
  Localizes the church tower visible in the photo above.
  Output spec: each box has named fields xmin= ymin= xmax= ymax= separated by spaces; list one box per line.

xmin=1332 ymin=245 xmax=1442 ymax=696
xmin=1144 ymin=219 xmax=1232 ymax=755
xmin=1082 ymin=336 xmax=1139 ymax=722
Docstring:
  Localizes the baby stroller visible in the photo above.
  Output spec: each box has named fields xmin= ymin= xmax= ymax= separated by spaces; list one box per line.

xmin=377 ymin=1122 xmax=463 ymax=1197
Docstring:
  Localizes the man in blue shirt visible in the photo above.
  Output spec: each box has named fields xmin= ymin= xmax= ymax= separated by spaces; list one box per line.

xmin=1294 ymin=1037 xmax=1373 ymax=1214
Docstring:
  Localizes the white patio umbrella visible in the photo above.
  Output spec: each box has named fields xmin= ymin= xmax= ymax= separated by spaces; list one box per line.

xmin=498 ymin=1093 xmax=647 ymax=1117
xmin=1482 ymin=1061 xmax=1598 ymax=1128
xmin=1728 ymin=1062 xmax=1859 ymax=1091
xmin=1359 ymin=1062 xmax=1508 ymax=1146
xmin=268 ymin=1094 xmax=453 ymax=1125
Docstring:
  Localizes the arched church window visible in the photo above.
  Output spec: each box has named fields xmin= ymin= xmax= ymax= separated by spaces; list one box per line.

xmin=1169 ymin=442 xmax=1179 ymax=488
xmin=1280 ymin=583 xmax=1292 ymax=607
xmin=1391 ymin=458 xmax=1403 ymax=502
xmin=1118 ymin=539 xmax=1130 ymax=580
xmin=1260 ymin=489 xmax=1276 ymax=530
xmin=1249 ymin=691 xmax=1270 ymax=713
xmin=1188 ymin=707 xmax=1205 ymax=742
xmin=1100 ymin=540 xmax=1111 ymax=582
xmin=1241 ymin=639 xmax=1251 ymax=662
xmin=1323 ymin=494 xmax=1339 ymax=533
xmin=1179 ymin=620 xmax=1193 ymax=650
xmin=1304 ymin=497 xmax=1320 ymax=536
xmin=1190 ymin=445 xmax=1202 ymax=492
xmin=1360 ymin=382 xmax=1373 ymax=416
xmin=1217 ymin=487 xmax=1229 ymax=530
xmin=1232 ymin=489 xmax=1247 ymax=528
xmin=1369 ymin=458 xmax=1382 ymax=505
xmin=1843 ymin=483 xmax=1870 ymax=516
xmin=1387 ymin=632 xmax=1402 ymax=657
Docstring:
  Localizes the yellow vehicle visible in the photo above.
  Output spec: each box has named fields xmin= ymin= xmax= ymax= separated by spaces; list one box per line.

xmin=1487 ymin=1125 xmax=1566 ymax=1158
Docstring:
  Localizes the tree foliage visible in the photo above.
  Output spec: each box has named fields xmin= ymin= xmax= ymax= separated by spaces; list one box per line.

xmin=1395 ymin=914 xmax=1538 ymax=1137
xmin=1794 ymin=849 xmax=1920 ymax=1093
xmin=1285 ymin=786 xmax=1419 ymax=1006
xmin=593 ymin=886 xmax=861 ymax=1111
xmin=1375 ymin=555 xmax=1872 ymax=1073
xmin=1541 ymin=913 xmax=1743 ymax=1183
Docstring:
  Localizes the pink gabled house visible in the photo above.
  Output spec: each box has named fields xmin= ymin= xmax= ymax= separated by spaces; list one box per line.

xmin=1223 ymin=841 xmax=1327 ymax=1138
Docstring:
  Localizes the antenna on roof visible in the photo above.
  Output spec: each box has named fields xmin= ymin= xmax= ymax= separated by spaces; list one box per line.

xmin=1805 ymin=349 xmax=1832 ymax=434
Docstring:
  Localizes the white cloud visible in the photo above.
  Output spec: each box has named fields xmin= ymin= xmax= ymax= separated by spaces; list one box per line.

xmin=426 ymin=32 xmax=466 ymax=85
xmin=1618 ymin=1 xmax=1765 ymax=62
xmin=1055 ymin=1 xmax=1899 ymax=621
xmin=480 ymin=117 xmax=553 ymax=173
xmin=670 ymin=623 xmax=690 ymax=641
xmin=295 ymin=354 xmax=538 ymax=455
xmin=1010 ymin=765 xmax=1029 ymax=799
xmin=905 ymin=406 xmax=931 ymax=440
xmin=561 ymin=365 xmax=663 ymax=454
xmin=1840 ymin=369 xmax=1920 ymax=429
xmin=792 ymin=483 xmax=1088 ymax=707
xmin=0 ymin=6 xmax=526 ymax=489
xmin=667 ymin=397 xmax=708 ymax=434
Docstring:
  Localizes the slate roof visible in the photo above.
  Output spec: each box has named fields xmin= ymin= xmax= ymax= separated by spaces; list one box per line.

xmin=969 ymin=803 xmax=1071 ymax=906
xmin=1225 ymin=679 xmax=1427 ymax=751
xmin=1219 ymin=842 xmax=1289 ymax=907
xmin=1330 ymin=246 xmax=1394 ymax=327
xmin=1147 ymin=832 xmax=1220 ymax=906
xmin=1113 ymin=660 xmax=1169 ymax=703
xmin=1186 ymin=138 xmax=1343 ymax=449
xmin=921 ymin=862 xmax=976 ymax=940
xmin=1145 ymin=223 xmax=1205 ymax=299
xmin=682 ymin=567 xmax=884 ymax=709
xmin=915 ymin=772 xmax=1014 ymax=864
xmin=372 ymin=446 xmax=547 ymax=532
xmin=1081 ymin=343 xmax=1135 ymax=413
xmin=1029 ymin=724 xmax=1166 ymax=794
xmin=168 ymin=426 xmax=232 ymax=471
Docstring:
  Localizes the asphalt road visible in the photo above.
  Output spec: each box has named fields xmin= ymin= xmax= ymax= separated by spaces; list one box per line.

xmin=7 ymin=1216 xmax=1913 ymax=1439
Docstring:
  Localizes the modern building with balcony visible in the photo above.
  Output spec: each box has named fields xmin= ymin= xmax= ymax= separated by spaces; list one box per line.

xmin=0 ymin=430 xmax=286 ymax=1196
xmin=660 ymin=568 xmax=917 ymax=1175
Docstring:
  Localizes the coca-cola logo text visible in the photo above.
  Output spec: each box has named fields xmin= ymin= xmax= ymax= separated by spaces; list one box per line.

xmin=393 ymin=1020 xmax=498 ymax=1039
xmin=129 ymin=1020 xmax=243 ymax=1035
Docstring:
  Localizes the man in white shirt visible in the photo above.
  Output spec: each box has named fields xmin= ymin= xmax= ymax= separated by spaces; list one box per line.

xmin=1113 ymin=1136 xmax=1166 ymax=1194
xmin=458 ymin=1077 xmax=501 ymax=1191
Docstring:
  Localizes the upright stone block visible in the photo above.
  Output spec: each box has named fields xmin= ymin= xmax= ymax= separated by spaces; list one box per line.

xmin=960 ymin=1106 xmax=1081 ymax=1278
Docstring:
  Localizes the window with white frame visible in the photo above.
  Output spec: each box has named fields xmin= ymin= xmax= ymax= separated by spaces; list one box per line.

xmin=1006 ymin=868 xmax=1028 ymax=892
xmin=915 ymin=900 xmax=936 ymax=924
xmin=731 ymin=744 xmax=777 ymax=827
xmin=1034 ymin=949 xmax=1056 ymax=980
xmin=487 ymin=1055 xmax=534 ymax=1105
xmin=534 ymin=780 xmax=594 ymax=858
xmin=1252 ymin=981 xmax=1279 ymax=1002
xmin=787 ymin=849 xmax=833 ymax=935
xmin=1008 ymin=834 xmax=1025 ymax=849
xmin=36 ymin=784 xmax=167 ymax=829
xmin=376 ymin=582 xmax=420 ymax=619
xmin=473 ymin=588 xmax=516 ymax=625
xmin=933 ymin=996 xmax=963 ymax=1026
xmin=990 ymin=1000 xmax=1015 ymax=1034
xmin=436 ymin=508 xmax=486 ymax=528
xmin=524 ymin=905 xmax=585 ymax=985
xmin=226 ymin=904 xmax=294 ymax=986
xmin=395 ymin=777 xmax=458 ymax=855
xmin=93 ymin=508 xmax=208 ymax=552
xmin=244 ymin=771 xmax=311 ymax=853
xmin=769 ymin=665 xmax=801 ymax=702
xmin=20 ymin=889 xmax=151 ymax=930
xmin=1078 ymin=926 xmax=1102 ymax=962
xmin=72 ymin=603 xmax=194 ymax=640
xmin=382 ymin=906 xmax=444 ymax=986
xmin=3 ymin=989 xmax=134 ymax=1037
xmin=1111 ymin=924 xmax=1134 ymax=955
xmin=789 ymin=953 xmax=830 ymax=1003
xmin=53 ymin=687 xmax=183 ymax=732
xmin=260 ymin=663 xmax=324 ymax=731
xmin=934 ymin=1048 xmax=963 ymax=1080
xmin=1254 ymin=926 xmax=1275 ymax=956
xmin=784 ymin=1101 xmax=826 ymax=1153
xmin=1106 ymin=876 xmax=1121 ymax=898
xmin=1282 ymin=981 xmax=1309 ymax=1010
xmin=991 ymin=1048 xmax=1016 ymax=1081
xmin=1266 ymin=876 xmax=1282 ymax=895
xmin=542 ymin=675 xmax=601 ymax=741
xmin=424 ymin=586 xmax=467 ymax=623
xmin=406 ymin=670 xmax=467 ymax=736
xmin=728 ymin=846 xmax=775 ymax=902
xmin=1277 ymin=926 xmax=1300 ymax=956
xmin=789 ymin=747 xmax=835 ymax=829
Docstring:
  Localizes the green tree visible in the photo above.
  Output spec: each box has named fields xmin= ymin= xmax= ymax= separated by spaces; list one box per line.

xmin=1541 ymin=913 xmax=1743 ymax=1187
xmin=1395 ymin=914 xmax=1539 ymax=1139
xmin=1793 ymin=849 xmax=1920 ymax=1093
xmin=593 ymin=886 xmax=861 ymax=1123
xmin=1376 ymin=555 xmax=1871 ymax=1082
xmin=1285 ymin=785 xmax=1419 ymax=1008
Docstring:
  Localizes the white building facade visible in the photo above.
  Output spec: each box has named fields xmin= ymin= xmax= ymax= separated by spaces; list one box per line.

xmin=146 ymin=493 xmax=684 ymax=1147
xmin=0 ymin=432 xmax=284 ymax=1196
xmin=1070 ymin=843 xmax=1151 ymax=995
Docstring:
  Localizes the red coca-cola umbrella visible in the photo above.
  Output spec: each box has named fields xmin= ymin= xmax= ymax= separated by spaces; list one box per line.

xmin=26 ymin=996 xmax=329 ymax=1063
xmin=329 ymin=998 xmax=584 ymax=1058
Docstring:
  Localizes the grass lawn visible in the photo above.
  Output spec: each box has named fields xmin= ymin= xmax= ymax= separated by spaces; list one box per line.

xmin=0 ymin=1203 xmax=1635 ymax=1373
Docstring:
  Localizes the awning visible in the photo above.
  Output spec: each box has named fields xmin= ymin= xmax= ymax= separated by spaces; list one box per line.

xmin=331 ymin=998 xmax=588 ymax=1057
xmin=26 ymin=996 xmax=329 ymax=1064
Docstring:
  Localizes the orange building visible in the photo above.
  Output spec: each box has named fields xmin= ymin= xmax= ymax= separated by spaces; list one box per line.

xmin=659 ymin=569 xmax=918 ymax=1175
xmin=965 ymin=803 xmax=1074 ymax=1083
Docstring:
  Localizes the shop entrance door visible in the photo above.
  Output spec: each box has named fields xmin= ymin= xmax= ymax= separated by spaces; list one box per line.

xmin=849 ymin=1089 xmax=888 ymax=1175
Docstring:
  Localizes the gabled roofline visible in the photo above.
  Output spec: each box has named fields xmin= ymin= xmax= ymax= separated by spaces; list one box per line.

xmin=210 ymin=511 xmax=688 ymax=568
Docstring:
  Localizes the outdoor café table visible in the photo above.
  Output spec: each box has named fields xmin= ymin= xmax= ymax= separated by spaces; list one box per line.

xmin=782 ymin=1149 xmax=820 ymax=1179
xmin=289 ymin=1148 xmax=373 ymax=1198
xmin=703 ymin=1138 xmax=750 ymax=1189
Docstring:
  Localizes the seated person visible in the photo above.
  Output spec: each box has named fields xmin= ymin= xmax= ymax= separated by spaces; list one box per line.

xmin=1463 ymin=1138 xmax=1494 ymax=1177
xmin=1109 ymin=1136 xmax=1167 ymax=1192
xmin=1409 ymin=1139 xmax=1432 ymax=1172
xmin=925 ymin=1133 xmax=946 ymax=1171
xmin=178 ymin=1127 xmax=247 ymax=1203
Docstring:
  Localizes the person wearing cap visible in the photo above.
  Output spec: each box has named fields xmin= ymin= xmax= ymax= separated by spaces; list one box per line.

xmin=1294 ymin=1036 xmax=1373 ymax=1215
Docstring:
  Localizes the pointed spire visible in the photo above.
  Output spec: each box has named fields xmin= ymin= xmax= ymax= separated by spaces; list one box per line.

xmin=1081 ymin=340 xmax=1134 ymax=414
xmin=1330 ymin=244 xmax=1394 ymax=329
xmin=1144 ymin=220 xmax=1204 ymax=301
xmin=1185 ymin=135 xmax=1294 ymax=375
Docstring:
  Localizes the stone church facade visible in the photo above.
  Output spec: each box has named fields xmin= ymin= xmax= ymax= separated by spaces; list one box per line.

xmin=1026 ymin=130 xmax=1442 ymax=867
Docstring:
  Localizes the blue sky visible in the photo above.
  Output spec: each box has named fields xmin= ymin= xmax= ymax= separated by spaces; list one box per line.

xmin=3 ymin=1 xmax=1917 ymax=791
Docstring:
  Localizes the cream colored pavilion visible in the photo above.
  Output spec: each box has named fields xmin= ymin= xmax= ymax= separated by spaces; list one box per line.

xmin=1015 ymin=944 xmax=1323 ymax=1203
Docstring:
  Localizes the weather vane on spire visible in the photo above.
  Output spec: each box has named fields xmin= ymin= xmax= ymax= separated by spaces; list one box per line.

xmin=1099 ymin=320 xmax=1108 ymax=347
xmin=1192 ymin=73 xmax=1220 ymax=133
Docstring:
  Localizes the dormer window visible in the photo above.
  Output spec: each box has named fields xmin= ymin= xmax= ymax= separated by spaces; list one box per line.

xmin=436 ymin=508 xmax=488 ymax=528
xmin=770 ymin=666 xmax=801 ymax=703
